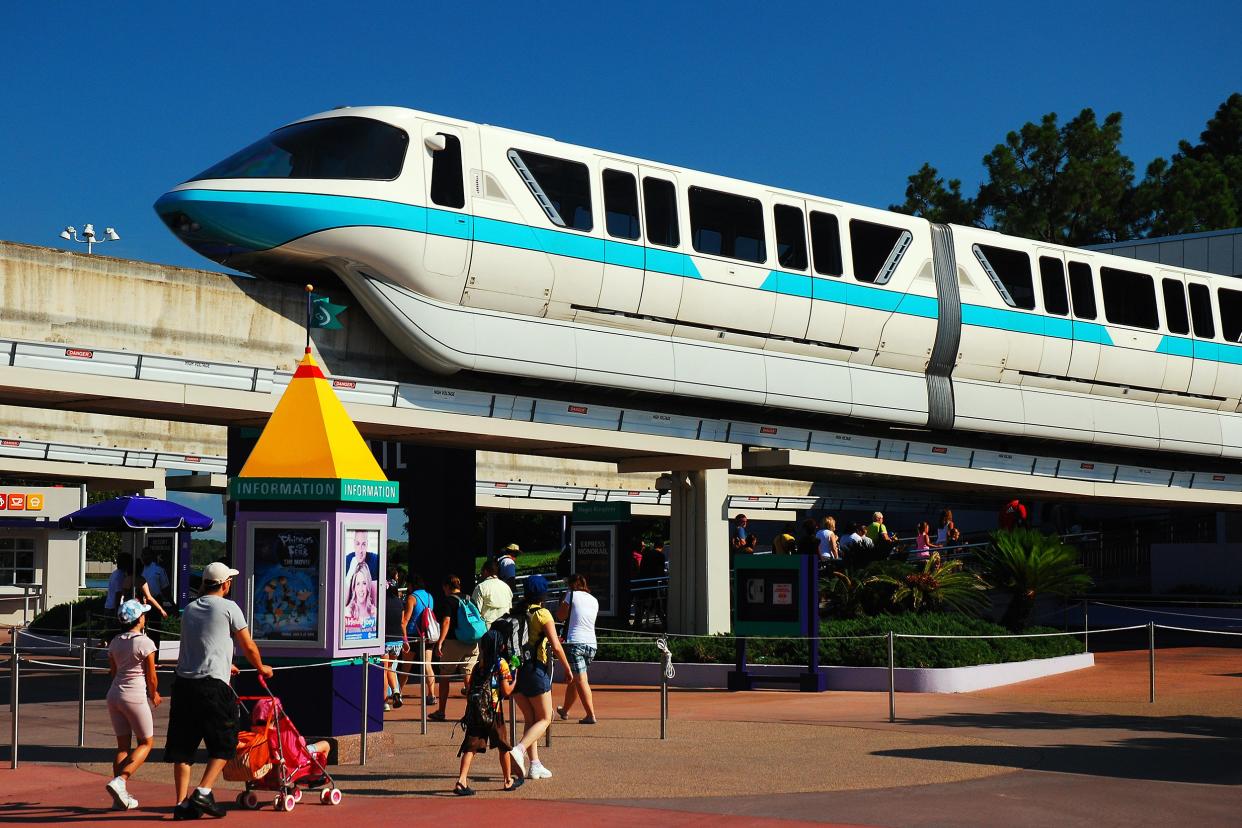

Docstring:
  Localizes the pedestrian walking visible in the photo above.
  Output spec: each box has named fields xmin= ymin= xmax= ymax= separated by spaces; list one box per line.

xmin=138 ymin=547 xmax=171 ymax=659
xmin=508 ymin=575 xmax=572 ymax=781
xmin=453 ymin=629 xmax=523 ymax=795
xmin=104 ymin=557 xmax=133 ymax=614
xmin=400 ymin=573 xmax=437 ymax=705
xmin=382 ymin=567 xmax=406 ymax=711
xmin=428 ymin=575 xmax=480 ymax=722
xmin=165 ymin=562 xmax=273 ymax=820
xmin=555 ymin=573 xmax=599 ymax=724
xmin=471 ymin=557 xmax=513 ymax=626
xmin=104 ymin=599 xmax=162 ymax=811
xmin=497 ymin=544 xmax=520 ymax=589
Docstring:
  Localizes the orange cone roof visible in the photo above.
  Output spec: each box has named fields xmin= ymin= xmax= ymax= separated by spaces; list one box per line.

xmin=238 ymin=351 xmax=388 ymax=481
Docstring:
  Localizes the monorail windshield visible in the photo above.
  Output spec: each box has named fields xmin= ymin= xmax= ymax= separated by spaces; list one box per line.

xmin=192 ymin=116 xmax=408 ymax=181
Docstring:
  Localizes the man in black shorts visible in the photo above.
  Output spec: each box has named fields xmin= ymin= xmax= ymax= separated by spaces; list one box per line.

xmin=165 ymin=562 xmax=273 ymax=819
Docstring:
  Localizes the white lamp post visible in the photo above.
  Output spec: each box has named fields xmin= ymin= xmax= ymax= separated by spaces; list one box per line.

xmin=59 ymin=223 xmax=120 ymax=254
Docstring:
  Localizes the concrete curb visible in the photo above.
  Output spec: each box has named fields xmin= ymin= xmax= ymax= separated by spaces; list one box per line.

xmin=577 ymin=652 xmax=1095 ymax=693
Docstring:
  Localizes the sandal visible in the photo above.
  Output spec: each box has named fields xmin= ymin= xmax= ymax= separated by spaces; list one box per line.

xmin=428 ymin=711 xmax=446 ymax=722
xmin=453 ymin=782 xmax=475 ymax=796
xmin=502 ymin=777 xmax=524 ymax=792
xmin=579 ymin=716 xmax=597 ymax=724
xmin=555 ymin=706 xmax=568 ymax=720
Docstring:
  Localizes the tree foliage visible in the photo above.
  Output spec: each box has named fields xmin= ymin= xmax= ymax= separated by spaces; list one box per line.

xmin=867 ymin=553 xmax=990 ymax=616
xmin=892 ymin=93 xmax=1242 ymax=245
xmin=978 ymin=529 xmax=1092 ymax=631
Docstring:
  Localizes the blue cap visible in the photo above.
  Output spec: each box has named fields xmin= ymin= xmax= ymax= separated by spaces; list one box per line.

xmin=525 ymin=574 xmax=549 ymax=598
xmin=117 ymin=599 xmax=150 ymax=624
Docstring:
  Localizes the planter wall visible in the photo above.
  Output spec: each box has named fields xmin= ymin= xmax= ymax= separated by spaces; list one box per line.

xmin=576 ymin=652 xmax=1094 ymax=693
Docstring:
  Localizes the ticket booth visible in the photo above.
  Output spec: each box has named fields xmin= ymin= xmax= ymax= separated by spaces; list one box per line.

xmin=0 ymin=486 xmax=83 ymax=626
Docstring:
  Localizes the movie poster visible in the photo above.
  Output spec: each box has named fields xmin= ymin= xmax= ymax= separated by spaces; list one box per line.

xmin=251 ymin=525 xmax=323 ymax=643
xmin=341 ymin=527 xmax=381 ymax=644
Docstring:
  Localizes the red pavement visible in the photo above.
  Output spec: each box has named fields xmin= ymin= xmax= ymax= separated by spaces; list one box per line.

xmin=0 ymin=763 xmax=872 ymax=827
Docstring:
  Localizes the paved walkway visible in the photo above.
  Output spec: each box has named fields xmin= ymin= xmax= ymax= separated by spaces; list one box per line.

xmin=2 ymin=642 xmax=1240 ymax=825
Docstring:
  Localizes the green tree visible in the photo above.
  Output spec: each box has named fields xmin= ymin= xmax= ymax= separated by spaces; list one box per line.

xmin=976 ymin=109 xmax=1137 ymax=245
xmin=1137 ymin=93 xmax=1242 ymax=235
xmin=978 ymin=529 xmax=1092 ymax=631
xmin=84 ymin=490 xmax=123 ymax=562
xmin=889 ymin=162 xmax=982 ymax=226
xmin=868 ymin=553 xmax=989 ymax=615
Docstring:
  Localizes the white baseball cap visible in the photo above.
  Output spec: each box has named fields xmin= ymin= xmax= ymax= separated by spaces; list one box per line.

xmin=202 ymin=561 xmax=240 ymax=584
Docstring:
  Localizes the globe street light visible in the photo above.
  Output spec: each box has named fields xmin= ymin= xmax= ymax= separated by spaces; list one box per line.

xmin=59 ymin=223 xmax=120 ymax=254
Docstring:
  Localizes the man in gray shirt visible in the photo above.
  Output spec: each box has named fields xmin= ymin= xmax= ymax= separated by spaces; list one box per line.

xmin=165 ymin=562 xmax=272 ymax=819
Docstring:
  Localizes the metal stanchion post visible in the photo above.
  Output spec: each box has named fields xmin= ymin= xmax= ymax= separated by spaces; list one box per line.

xmin=9 ymin=654 xmax=18 ymax=769
xmin=887 ymin=631 xmax=896 ymax=723
xmin=68 ymin=603 xmax=75 ymax=654
xmin=77 ymin=642 xmax=88 ymax=747
xmin=660 ymin=672 xmax=669 ymax=740
xmin=1148 ymin=621 xmax=1156 ymax=704
xmin=419 ymin=638 xmax=428 ymax=736
xmin=1083 ymin=600 xmax=1089 ymax=653
xmin=9 ymin=627 xmax=17 ymax=714
xmin=360 ymin=655 xmax=370 ymax=766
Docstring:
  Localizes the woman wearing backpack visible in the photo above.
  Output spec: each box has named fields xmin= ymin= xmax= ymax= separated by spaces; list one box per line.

xmin=400 ymin=573 xmax=437 ymax=706
xmin=508 ymin=575 xmax=573 ymax=780
xmin=453 ymin=629 xmax=523 ymax=795
xmin=429 ymin=575 xmax=481 ymax=722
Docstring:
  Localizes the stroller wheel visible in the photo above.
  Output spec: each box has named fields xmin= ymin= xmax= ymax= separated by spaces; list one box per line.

xmin=321 ymin=787 xmax=343 ymax=806
xmin=241 ymin=791 xmax=260 ymax=810
xmin=276 ymin=793 xmax=296 ymax=812
xmin=292 ymin=788 xmax=303 ymax=803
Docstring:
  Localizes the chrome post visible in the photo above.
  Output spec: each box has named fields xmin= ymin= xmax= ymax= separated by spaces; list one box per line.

xmin=418 ymin=638 xmax=427 ymax=736
xmin=8 ymin=627 xmax=17 ymax=714
xmin=9 ymin=654 xmax=18 ymax=769
xmin=1148 ymin=622 xmax=1156 ymax=704
xmin=360 ymin=655 xmax=370 ymax=766
xmin=660 ymin=674 xmax=669 ymax=741
xmin=77 ymin=642 xmax=88 ymax=747
xmin=1083 ymin=600 xmax=1090 ymax=653
xmin=887 ymin=631 xmax=896 ymax=723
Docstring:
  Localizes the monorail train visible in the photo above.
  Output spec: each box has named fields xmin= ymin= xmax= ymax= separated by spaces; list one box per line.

xmin=156 ymin=107 xmax=1242 ymax=458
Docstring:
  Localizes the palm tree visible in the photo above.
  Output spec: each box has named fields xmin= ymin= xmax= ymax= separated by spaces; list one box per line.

xmin=868 ymin=553 xmax=989 ymax=615
xmin=979 ymin=528 xmax=1092 ymax=631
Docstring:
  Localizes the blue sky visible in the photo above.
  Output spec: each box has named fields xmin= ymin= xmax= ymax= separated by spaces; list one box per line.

xmin=4 ymin=2 xmax=1241 ymax=538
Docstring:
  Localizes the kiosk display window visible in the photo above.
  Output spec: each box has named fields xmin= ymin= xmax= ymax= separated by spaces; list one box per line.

xmin=248 ymin=523 xmax=326 ymax=646
xmin=339 ymin=525 xmax=385 ymax=649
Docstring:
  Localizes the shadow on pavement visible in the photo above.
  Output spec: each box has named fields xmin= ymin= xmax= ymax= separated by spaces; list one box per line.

xmin=902 ymin=710 xmax=1242 ymax=738
xmin=875 ymin=737 xmax=1242 ymax=785
xmin=0 ymin=745 xmax=137 ymax=763
xmin=0 ymin=802 xmax=157 ymax=824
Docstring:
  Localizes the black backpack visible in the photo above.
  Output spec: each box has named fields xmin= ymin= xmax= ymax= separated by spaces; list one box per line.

xmin=491 ymin=610 xmax=532 ymax=666
xmin=462 ymin=673 xmax=496 ymax=733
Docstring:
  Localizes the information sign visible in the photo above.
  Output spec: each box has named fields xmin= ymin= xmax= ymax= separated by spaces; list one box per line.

xmin=571 ymin=525 xmax=616 ymax=615
xmin=732 ymin=554 xmax=811 ymax=637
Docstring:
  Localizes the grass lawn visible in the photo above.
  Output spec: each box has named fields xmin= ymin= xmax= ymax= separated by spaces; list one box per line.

xmin=474 ymin=549 xmax=561 ymax=577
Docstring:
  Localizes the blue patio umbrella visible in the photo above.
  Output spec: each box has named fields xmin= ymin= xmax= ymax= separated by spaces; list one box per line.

xmin=60 ymin=495 xmax=214 ymax=609
xmin=58 ymin=494 xmax=213 ymax=531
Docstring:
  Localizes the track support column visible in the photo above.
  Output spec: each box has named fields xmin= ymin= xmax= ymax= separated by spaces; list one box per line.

xmin=667 ymin=468 xmax=729 ymax=635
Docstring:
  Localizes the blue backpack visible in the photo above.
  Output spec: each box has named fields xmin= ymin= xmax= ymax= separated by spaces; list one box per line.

xmin=454 ymin=595 xmax=488 ymax=643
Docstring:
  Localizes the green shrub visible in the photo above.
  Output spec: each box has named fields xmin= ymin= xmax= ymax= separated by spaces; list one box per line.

xmin=596 ymin=612 xmax=1080 ymax=669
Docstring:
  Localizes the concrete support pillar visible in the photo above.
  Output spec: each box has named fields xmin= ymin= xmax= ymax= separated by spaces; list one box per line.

xmin=667 ymin=467 xmax=730 ymax=635
xmin=404 ymin=446 xmax=477 ymax=591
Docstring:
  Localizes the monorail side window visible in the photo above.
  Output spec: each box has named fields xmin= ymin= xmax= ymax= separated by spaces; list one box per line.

xmin=1100 ymin=267 xmax=1159 ymax=330
xmin=809 ymin=211 xmax=843 ymax=276
xmin=774 ymin=205 xmax=808 ymax=271
xmin=1038 ymin=257 xmax=1069 ymax=316
xmin=688 ymin=186 xmax=766 ymax=263
xmin=430 ymin=133 xmax=465 ymax=209
xmin=643 ymin=178 xmax=679 ymax=248
xmin=973 ymin=244 xmax=1035 ymax=310
xmin=603 ymin=170 xmax=640 ymax=240
xmin=1161 ymin=278 xmax=1190 ymax=336
xmin=851 ymin=220 xmax=911 ymax=285
xmin=1189 ymin=283 xmax=1215 ymax=339
xmin=1068 ymin=261 xmax=1096 ymax=319
xmin=508 ymin=149 xmax=593 ymax=231
xmin=1218 ymin=287 xmax=1242 ymax=342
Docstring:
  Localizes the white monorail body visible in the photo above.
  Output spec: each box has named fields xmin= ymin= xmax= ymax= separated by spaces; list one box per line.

xmin=156 ymin=107 xmax=1242 ymax=458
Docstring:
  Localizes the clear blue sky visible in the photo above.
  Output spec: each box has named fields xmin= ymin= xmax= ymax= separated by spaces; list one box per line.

xmin=4 ymin=2 xmax=1240 ymax=539
xmin=4 ymin=1 xmax=1239 ymax=271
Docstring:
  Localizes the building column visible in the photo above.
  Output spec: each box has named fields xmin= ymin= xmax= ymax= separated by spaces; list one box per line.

xmin=403 ymin=446 xmax=477 ymax=591
xmin=667 ymin=467 xmax=730 ymax=635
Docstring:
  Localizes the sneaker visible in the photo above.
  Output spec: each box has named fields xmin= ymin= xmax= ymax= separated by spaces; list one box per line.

xmin=189 ymin=789 xmax=226 ymax=818
xmin=508 ymin=744 xmax=527 ymax=777
xmin=529 ymin=761 xmax=552 ymax=779
xmin=579 ymin=715 xmax=597 ymax=724
xmin=384 ymin=701 xmax=393 ymax=711
xmin=105 ymin=777 xmax=129 ymax=810
xmin=453 ymin=782 xmax=475 ymax=796
xmin=555 ymin=706 xmax=568 ymax=720
xmin=123 ymin=795 xmax=139 ymax=810
xmin=391 ymin=693 xmax=404 ymax=709
xmin=172 ymin=800 xmax=202 ymax=820
xmin=425 ymin=694 xmax=437 ymax=706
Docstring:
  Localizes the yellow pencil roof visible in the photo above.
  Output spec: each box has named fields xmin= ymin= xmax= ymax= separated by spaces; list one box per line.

xmin=237 ymin=350 xmax=388 ymax=481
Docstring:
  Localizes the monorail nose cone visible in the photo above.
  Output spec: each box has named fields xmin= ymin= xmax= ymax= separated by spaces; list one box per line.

xmin=154 ymin=189 xmax=271 ymax=265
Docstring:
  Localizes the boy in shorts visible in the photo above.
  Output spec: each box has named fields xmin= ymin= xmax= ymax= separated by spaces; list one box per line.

xmin=454 ymin=629 xmax=522 ymax=795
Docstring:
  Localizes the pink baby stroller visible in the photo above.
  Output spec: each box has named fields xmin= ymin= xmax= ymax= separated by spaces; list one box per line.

xmin=232 ymin=677 xmax=342 ymax=812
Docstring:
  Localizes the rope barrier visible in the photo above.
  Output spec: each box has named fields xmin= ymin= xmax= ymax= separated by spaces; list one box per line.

xmin=1154 ymin=623 xmax=1242 ymax=637
xmin=896 ymin=624 xmax=1145 ymax=640
xmin=1089 ymin=602 xmax=1242 ymax=623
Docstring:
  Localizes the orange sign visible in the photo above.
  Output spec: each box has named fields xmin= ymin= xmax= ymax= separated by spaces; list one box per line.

xmin=27 ymin=494 xmax=44 ymax=511
xmin=7 ymin=494 xmax=26 ymax=510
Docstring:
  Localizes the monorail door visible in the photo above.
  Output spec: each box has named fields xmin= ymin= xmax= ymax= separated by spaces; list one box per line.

xmin=421 ymin=122 xmax=478 ymax=283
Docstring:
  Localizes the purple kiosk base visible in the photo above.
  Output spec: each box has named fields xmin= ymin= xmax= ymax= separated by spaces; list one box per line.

xmin=231 ymin=504 xmax=391 ymax=742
